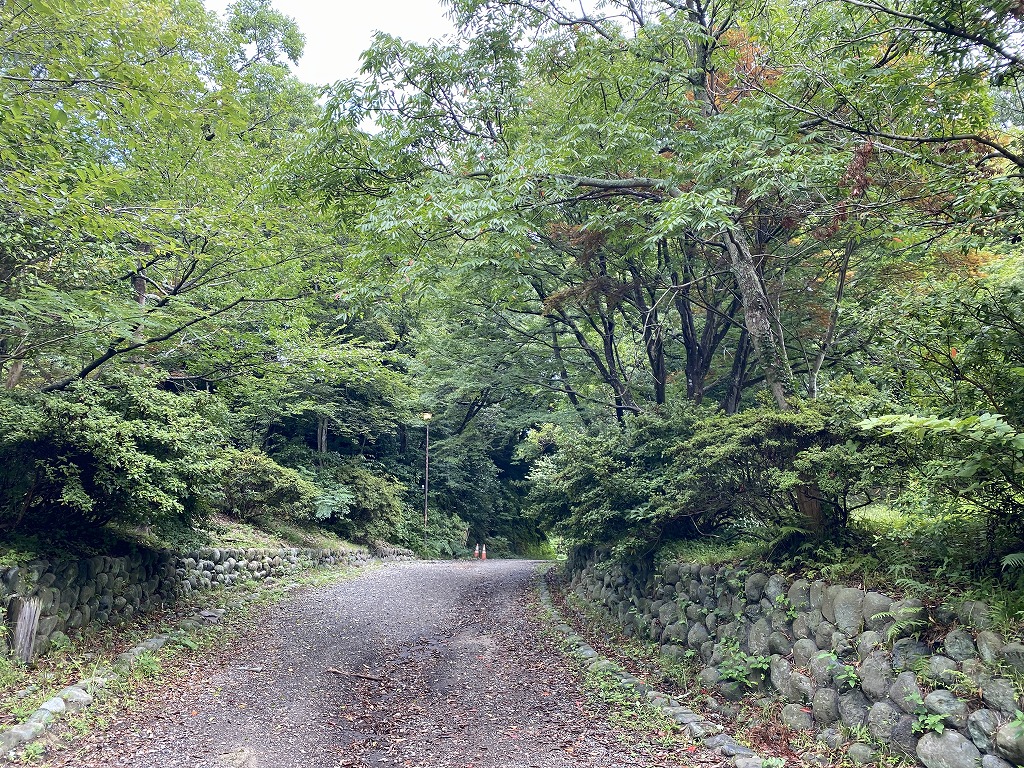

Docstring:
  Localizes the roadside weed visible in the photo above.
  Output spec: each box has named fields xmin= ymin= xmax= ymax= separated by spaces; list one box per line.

xmin=584 ymin=666 xmax=679 ymax=739
xmin=19 ymin=741 xmax=45 ymax=762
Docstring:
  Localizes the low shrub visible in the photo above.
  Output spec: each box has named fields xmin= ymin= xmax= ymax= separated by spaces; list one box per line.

xmin=214 ymin=448 xmax=320 ymax=521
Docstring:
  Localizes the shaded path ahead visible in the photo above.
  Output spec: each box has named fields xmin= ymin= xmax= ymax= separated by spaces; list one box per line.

xmin=49 ymin=560 xmax=693 ymax=768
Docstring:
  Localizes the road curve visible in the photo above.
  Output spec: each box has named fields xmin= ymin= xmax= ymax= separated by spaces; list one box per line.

xmin=43 ymin=560 xmax=688 ymax=768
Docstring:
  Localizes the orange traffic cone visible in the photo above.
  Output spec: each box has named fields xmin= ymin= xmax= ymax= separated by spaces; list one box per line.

xmin=473 ymin=543 xmax=479 ymax=559
xmin=481 ymin=544 xmax=487 ymax=561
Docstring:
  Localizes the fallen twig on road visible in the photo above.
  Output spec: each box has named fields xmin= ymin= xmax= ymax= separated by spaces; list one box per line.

xmin=325 ymin=667 xmax=383 ymax=682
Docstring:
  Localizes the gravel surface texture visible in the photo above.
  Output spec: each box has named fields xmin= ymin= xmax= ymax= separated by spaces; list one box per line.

xmin=31 ymin=560 xmax=704 ymax=768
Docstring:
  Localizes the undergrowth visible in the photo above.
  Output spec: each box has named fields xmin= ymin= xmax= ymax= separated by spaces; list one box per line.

xmin=553 ymin=577 xmax=708 ymax=707
xmin=203 ymin=514 xmax=355 ymax=551
xmin=0 ymin=514 xmax=357 ymax=566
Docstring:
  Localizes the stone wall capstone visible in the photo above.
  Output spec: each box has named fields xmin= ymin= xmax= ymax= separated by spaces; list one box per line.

xmin=569 ymin=554 xmax=1024 ymax=768
xmin=1 ymin=544 xmax=414 ymax=659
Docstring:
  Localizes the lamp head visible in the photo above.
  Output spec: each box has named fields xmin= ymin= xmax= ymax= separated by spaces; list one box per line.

xmin=422 ymin=412 xmax=432 ymax=421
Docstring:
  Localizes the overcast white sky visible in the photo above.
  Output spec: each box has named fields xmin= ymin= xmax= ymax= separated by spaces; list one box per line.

xmin=206 ymin=0 xmax=457 ymax=85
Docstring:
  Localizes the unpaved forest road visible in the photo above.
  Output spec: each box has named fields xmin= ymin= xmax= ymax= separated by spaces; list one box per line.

xmin=48 ymin=560 xmax=697 ymax=768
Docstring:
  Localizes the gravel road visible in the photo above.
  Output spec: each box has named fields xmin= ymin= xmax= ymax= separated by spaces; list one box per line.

xmin=41 ymin=560 xmax=697 ymax=768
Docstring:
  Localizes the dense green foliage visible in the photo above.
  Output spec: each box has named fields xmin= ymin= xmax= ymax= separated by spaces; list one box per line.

xmin=2 ymin=0 xmax=1024 ymax=574
xmin=0 ymin=376 xmax=225 ymax=534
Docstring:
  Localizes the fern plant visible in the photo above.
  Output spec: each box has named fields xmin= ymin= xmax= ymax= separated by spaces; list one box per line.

xmin=1003 ymin=552 xmax=1024 ymax=570
xmin=870 ymin=604 xmax=927 ymax=642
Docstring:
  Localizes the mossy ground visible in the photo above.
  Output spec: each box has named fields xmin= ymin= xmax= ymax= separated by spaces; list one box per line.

xmin=0 ymin=514 xmax=356 ymax=565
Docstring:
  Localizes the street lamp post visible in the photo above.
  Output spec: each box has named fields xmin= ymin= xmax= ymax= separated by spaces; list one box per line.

xmin=422 ymin=412 xmax=432 ymax=551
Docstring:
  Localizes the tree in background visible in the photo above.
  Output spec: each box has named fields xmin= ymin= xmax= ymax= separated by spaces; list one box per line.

xmin=301 ymin=0 xmax=1024 ymax=563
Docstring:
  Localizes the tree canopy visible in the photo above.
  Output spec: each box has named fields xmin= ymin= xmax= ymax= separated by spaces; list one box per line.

xmin=2 ymin=0 xmax=1023 ymax=574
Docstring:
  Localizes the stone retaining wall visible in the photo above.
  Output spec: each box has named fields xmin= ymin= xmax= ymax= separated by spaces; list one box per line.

xmin=570 ymin=554 xmax=1024 ymax=768
xmin=2 ymin=543 xmax=414 ymax=659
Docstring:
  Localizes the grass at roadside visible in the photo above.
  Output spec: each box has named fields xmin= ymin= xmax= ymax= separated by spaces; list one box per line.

xmin=0 ymin=514 xmax=357 ymax=568
xmin=202 ymin=514 xmax=358 ymax=551
xmin=584 ymin=664 xmax=681 ymax=742
xmin=533 ymin=566 xmax=683 ymax=749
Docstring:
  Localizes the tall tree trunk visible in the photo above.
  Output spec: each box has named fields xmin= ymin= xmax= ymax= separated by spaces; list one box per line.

xmin=626 ymin=259 xmax=666 ymax=405
xmin=724 ymin=229 xmax=827 ymax=536
xmin=549 ymin=320 xmax=587 ymax=417
xmin=669 ymin=239 xmax=705 ymax=402
xmin=722 ymin=329 xmax=751 ymax=415
xmin=669 ymin=238 xmax=722 ymax=403
xmin=723 ymin=229 xmax=794 ymax=410
xmin=3 ymin=340 xmax=26 ymax=389
xmin=5 ymin=359 xmax=24 ymax=389
xmin=674 ymin=281 xmax=702 ymax=401
xmin=133 ymin=263 xmax=147 ymax=341
xmin=669 ymin=237 xmax=742 ymax=405
xmin=808 ymin=238 xmax=853 ymax=399
xmin=593 ymin=257 xmax=637 ymax=421
xmin=533 ymin=279 xmax=636 ymax=420
xmin=317 ymin=416 xmax=328 ymax=454
xmin=650 ymin=328 xmax=666 ymax=406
